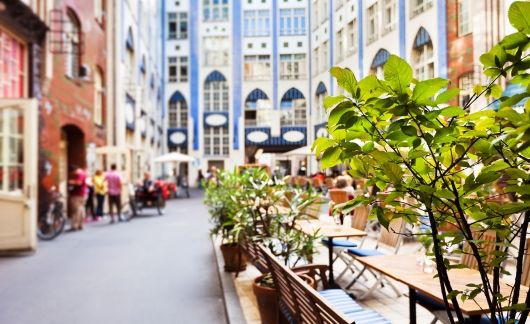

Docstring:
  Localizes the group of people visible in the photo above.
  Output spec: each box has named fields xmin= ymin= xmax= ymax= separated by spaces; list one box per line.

xmin=69 ymin=164 xmax=123 ymax=231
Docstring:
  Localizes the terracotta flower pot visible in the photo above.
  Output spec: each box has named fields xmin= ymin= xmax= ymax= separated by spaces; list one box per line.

xmin=252 ymin=273 xmax=315 ymax=324
xmin=220 ymin=243 xmax=248 ymax=272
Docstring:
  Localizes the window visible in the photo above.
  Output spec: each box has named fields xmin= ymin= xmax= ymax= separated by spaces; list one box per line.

xmin=312 ymin=48 xmax=319 ymax=76
xmin=168 ymin=56 xmax=188 ymax=82
xmin=94 ymin=68 xmax=104 ymax=125
xmin=370 ymin=49 xmax=390 ymax=79
xmin=244 ymin=55 xmax=271 ymax=81
xmin=279 ymin=8 xmax=306 ymax=35
xmin=382 ymin=0 xmax=396 ymax=33
xmin=458 ymin=0 xmax=471 ymax=36
xmin=203 ymin=0 xmax=229 ymax=22
xmin=95 ymin=0 xmax=106 ymax=25
xmin=413 ymin=43 xmax=434 ymax=81
xmin=169 ymin=98 xmax=188 ymax=128
xmin=204 ymin=127 xmax=229 ymax=156
xmin=347 ymin=19 xmax=357 ymax=54
xmin=168 ymin=12 xmax=188 ymax=39
xmin=204 ymin=72 xmax=229 ymax=112
xmin=367 ymin=3 xmax=378 ymax=43
xmin=280 ymin=54 xmax=307 ymax=80
xmin=244 ymin=10 xmax=270 ymax=36
xmin=203 ymin=36 xmax=230 ymax=66
xmin=245 ymin=89 xmax=271 ymax=126
xmin=65 ymin=9 xmax=81 ymax=79
xmin=0 ymin=29 xmax=25 ymax=98
xmin=411 ymin=0 xmax=433 ymax=17
xmin=0 ymin=108 xmax=24 ymax=192
xmin=458 ymin=73 xmax=473 ymax=107
xmin=280 ymin=89 xmax=306 ymax=126
xmin=315 ymin=91 xmax=327 ymax=122
xmin=321 ymin=41 xmax=328 ymax=72
xmin=311 ymin=0 xmax=318 ymax=30
xmin=320 ymin=0 xmax=328 ymax=24
xmin=335 ymin=29 xmax=344 ymax=62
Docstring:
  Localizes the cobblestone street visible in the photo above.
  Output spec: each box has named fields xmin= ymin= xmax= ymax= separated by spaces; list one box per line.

xmin=0 ymin=192 xmax=226 ymax=324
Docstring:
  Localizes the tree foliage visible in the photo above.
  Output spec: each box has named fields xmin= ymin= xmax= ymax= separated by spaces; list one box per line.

xmin=314 ymin=2 xmax=530 ymax=322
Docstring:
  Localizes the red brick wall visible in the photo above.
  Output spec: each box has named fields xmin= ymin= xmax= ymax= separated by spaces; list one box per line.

xmin=446 ymin=0 xmax=474 ymax=105
xmin=39 ymin=0 xmax=107 ymax=212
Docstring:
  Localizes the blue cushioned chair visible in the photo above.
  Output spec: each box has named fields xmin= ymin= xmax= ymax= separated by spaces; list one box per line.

xmin=344 ymin=217 xmax=406 ymax=299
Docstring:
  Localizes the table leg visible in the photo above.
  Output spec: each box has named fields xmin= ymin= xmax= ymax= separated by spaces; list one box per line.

xmin=409 ymin=287 xmax=417 ymax=324
xmin=328 ymin=237 xmax=335 ymax=287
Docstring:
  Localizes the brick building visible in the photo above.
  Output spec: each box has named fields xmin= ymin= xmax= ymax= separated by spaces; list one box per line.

xmin=39 ymin=0 xmax=108 ymax=216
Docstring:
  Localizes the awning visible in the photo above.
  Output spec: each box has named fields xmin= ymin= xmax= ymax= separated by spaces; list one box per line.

xmin=315 ymin=82 xmax=328 ymax=96
xmin=281 ymin=88 xmax=305 ymax=102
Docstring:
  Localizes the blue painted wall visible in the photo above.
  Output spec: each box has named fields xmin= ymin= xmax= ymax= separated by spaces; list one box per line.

xmin=272 ymin=0 xmax=279 ymax=109
xmin=232 ymin=0 xmax=242 ymax=150
xmin=437 ymin=0 xmax=448 ymax=78
xmin=357 ymin=0 xmax=363 ymax=79
xmin=190 ymin=0 xmax=199 ymax=150
xmin=399 ymin=0 xmax=406 ymax=58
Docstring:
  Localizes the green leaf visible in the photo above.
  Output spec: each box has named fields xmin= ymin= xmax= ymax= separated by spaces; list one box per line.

xmin=475 ymin=172 xmax=501 ymax=185
xmin=321 ymin=146 xmax=342 ymax=169
xmin=446 ymin=290 xmax=461 ymax=300
xmin=500 ymin=93 xmax=530 ymax=109
xmin=328 ymin=101 xmax=354 ymax=125
xmin=412 ymin=78 xmax=449 ymax=104
xmin=509 ymin=1 xmax=530 ymax=34
xmin=402 ymin=125 xmax=417 ymax=137
xmin=482 ymin=160 xmax=510 ymax=174
xmin=357 ymin=75 xmax=383 ymax=100
xmin=381 ymin=162 xmax=403 ymax=184
xmin=490 ymin=84 xmax=503 ymax=99
xmin=384 ymin=55 xmax=413 ymax=94
xmin=374 ymin=205 xmax=389 ymax=229
xmin=323 ymin=95 xmax=347 ymax=110
xmin=312 ymin=137 xmax=334 ymax=156
xmin=440 ymin=106 xmax=465 ymax=117
xmin=330 ymin=67 xmax=357 ymax=95
xmin=500 ymin=32 xmax=530 ymax=50
xmin=434 ymin=88 xmax=460 ymax=104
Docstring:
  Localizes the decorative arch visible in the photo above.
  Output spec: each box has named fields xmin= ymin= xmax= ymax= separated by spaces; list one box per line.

xmin=412 ymin=27 xmax=434 ymax=80
xmin=126 ymin=27 xmax=134 ymax=51
xmin=168 ymin=91 xmax=188 ymax=128
xmin=315 ymin=82 xmax=328 ymax=96
xmin=370 ymin=49 xmax=390 ymax=70
xmin=280 ymin=88 xmax=306 ymax=126
xmin=413 ymin=27 xmax=432 ymax=49
xmin=205 ymin=70 xmax=227 ymax=83
xmin=245 ymin=89 xmax=269 ymax=109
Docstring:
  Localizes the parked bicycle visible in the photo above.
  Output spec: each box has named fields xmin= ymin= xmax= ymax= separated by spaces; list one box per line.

xmin=120 ymin=183 xmax=139 ymax=221
xmin=37 ymin=187 xmax=66 ymax=240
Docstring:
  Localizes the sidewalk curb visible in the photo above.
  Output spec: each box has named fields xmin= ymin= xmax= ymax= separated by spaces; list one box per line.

xmin=211 ymin=236 xmax=247 ymax=324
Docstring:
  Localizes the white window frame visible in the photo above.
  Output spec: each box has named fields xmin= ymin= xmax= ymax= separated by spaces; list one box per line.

xmin=413 ymin=43 xmax=434 ymax=81
xmin=382 ymin=0 xmax=396 ymax=33
xmin=458 ymin=0 xmax=471 ymax=36
xmin=94 ymin=69 xmax=104 ymax=125
xmin=244 ymin=10 xmax=270 ymax=37
xmin=280 ymin=54 xmax=307 ymax=80
xmin=168 ymin=56 xmax=188 ymax=83
xmin=65 ymin=10 xmax=81 ymax=79
xmin=244 ymin=55 xmax=271 ymax=81
xmin=203 ymin=0 xmax=229 ymax=22
xmin=367 ymin=3 xmax=378 ymax=44
xmin=203 ymin=36 xmax=230 ymax=67
xmin=279 ymin=8 xmax=306 ymax=36
xmin=168 ymin=100 xmax=188 ymax=128
xmin=281 ymin=98 xmax=307 ymax=126
xmin=204 ymin=127 xmax=229 ymax=156
xmin=458 ymin=73 xmax=474 ymax=107
xmin=347 ymin=19 xmax=357 ymax=55
xmin=204 ymin=80 xmax=229 ymax=112
xmin=411 ymin=0 xmax=433 ymax=17
xmin=168 ymin=12 xmax=188 ymax=40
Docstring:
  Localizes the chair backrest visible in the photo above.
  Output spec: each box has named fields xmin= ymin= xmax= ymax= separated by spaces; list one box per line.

xmin=328 ymin=189 xmax=349 ymax=204
xmin=300 ymin=197 xmax=323 ymax=219
xmin=522 ymin=237 xmax=530 ymax=287
xmin=461 ymin=230 xmax=497 ymax=272
xmin=295 ymin=176 xmax=309 ymax=187
xmin=377 ymin=217 xmax=406 ymax=253
xmin=312 ymin=177 xmax=323 ymax=188
xmin=350 ymin=205 xmax=370 ymax=231
xmin=258 ymin=244 xmax=351 ymax=324
xmin=324 ymin=178 xmax=335 ymax=188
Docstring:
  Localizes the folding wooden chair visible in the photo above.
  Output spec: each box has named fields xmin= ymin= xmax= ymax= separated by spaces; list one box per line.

xmin=344 ymin=217 xmax=406 ymax=299
xmin=523 ymin=237 xmax=530 ymax=287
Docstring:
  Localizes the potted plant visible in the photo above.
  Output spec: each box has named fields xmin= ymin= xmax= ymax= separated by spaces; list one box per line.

xmin=205 ymin=170 xmax=248 ymax=272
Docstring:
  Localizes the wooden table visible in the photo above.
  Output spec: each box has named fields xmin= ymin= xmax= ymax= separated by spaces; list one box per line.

xmin=296 ymin=219 xmax=367 ymax=287
xmin=356 ymin=254 xmax=528 ymax=324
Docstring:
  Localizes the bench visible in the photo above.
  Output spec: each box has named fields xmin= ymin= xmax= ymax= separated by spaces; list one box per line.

xmin=258 ymin=244 xmax=390 ymax=324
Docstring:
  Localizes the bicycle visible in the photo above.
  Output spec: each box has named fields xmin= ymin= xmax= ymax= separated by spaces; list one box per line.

xmin=37 ymin=187 xmax=66 ymax=240
xmin=120 ymin=184 xmax=139 ymax=222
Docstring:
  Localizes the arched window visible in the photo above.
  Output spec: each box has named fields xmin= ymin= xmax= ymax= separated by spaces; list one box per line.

xmin=125 ymin=27 xmax=135 ymax=91
xmin=315 ymin=82 xmax=328 ymax=122
xmin=370 ymin=49 xmax=390 ymax=79
xmin=94 ymin=67 xmax=105 ymax=125
xmin=204 ymin=71 xmax=228 ymax=112
xmin=168 ymin=91 xmax=188 ymax=128
xmin=244 ymin=89 xmax=271 ymax=126
xmin=412 ymin=27 xmax=434 ymax=81
xmin=281 ymin=88 xmax=306 ymax=126
xmin=65 ymin=9 xmax=81 ymax=78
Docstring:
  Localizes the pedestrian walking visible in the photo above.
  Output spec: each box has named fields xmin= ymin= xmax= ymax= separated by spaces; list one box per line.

xmin=197 ymin=170 xmax=205 ymax=189
xmin=105 ymin=164 xmax=122 ymax=223
xmin=68 ymin=166 xmax=88 ymax=231
xmin=93 ymin=169 xmax=106 ymax=220
xmin=85 ymin=176 xmax=95 ymax=221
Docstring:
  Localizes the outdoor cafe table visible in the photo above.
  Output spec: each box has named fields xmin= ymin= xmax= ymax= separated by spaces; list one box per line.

xmin=355 ymin=254 xmax=529 ymax=324
xmin=296 ymin=219 xmax=367 ymax=288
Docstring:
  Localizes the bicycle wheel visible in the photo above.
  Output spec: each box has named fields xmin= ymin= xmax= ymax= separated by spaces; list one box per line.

xmin=37 ymin=211 xmax=66 ymax=240
xmin=156 ymin=194 xmax=165 ymax=215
